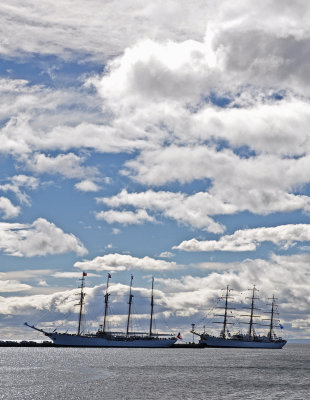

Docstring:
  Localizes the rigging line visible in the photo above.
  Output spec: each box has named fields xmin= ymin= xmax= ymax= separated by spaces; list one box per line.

xmin=33 ymin=294 xmax=74 ymax=325
xmin=194 ymin=295 xmax=223 ymax=326
xmin=159 ymin=311 xmax=175 ymax=334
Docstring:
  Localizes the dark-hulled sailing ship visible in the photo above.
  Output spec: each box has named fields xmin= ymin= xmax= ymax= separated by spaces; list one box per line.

xmin=192 ymin=286 xmax=286 ymax=349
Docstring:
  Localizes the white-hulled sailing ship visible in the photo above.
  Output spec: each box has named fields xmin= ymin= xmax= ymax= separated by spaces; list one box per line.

xmin=192 ymin=286 xmax=286 ymax=349
xmin=25 ymin=273 xmax=177 ymax=348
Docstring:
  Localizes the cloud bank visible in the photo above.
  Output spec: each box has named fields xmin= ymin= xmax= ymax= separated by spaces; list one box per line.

xmin=174 ymin=224 xmax=310 ymax=252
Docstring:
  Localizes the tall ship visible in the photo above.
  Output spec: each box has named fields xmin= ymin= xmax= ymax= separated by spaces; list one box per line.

xmin=192 ymin=286 xmax=286 ymax=349
xmin=25 ymin=273 xmax=177 ymax=348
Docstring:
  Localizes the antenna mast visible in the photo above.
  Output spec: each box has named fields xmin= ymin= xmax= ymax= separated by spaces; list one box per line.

xmin=103 ymin=273 xmax=111 ymax=333
xmin=126 ymin=274 xmax=134 ymax=337
xmin=77 ymin=272 xmax=86 ymax=335
xmin=149 ymin=277 xmax=154 ymax=337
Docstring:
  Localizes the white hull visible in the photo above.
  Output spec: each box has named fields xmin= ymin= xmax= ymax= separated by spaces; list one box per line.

xmin=46 ymin=332 xmax=176 ymax=348
xmin=199 ymin=336 xmax=286 ymax=349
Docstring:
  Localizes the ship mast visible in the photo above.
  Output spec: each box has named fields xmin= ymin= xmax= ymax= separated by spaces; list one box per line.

xmin=149 ymin=277 xmax=154 ymax=337
xmin=268 ymin=295 xmax=275 ymax=340
xmin=240 ymin=285 xmax=261 ymax=339
xmin=126 ymin=274 xmax=134 ymax=337
xmin=103 ymin=273 xmax=111 ymax=333
xmin=248 ymin=286 xmax=256 ymax=338
xmin=263 ymin=294 xmax=280 ymax=340
xmin=213 ymin=285 xmax=234 ymax=338
xmin=222 ymin=286 xmax=229 ymax=338
xmin=77 ymin=272 xmax=86 ymax=335
xmin=247 ymin=285 xmax=259 ymax=339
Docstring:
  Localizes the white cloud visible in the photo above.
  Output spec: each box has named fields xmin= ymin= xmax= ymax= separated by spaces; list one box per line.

xmin=74 ymin=253 xmax=178 ymax=271
xmin=159 ymin=252 xmax=175 ymax=259
xmin=0 ymin=1 xmax=209 ymax=59
xmin=97 ymin=189 xmax=226 ymax=233
xmin=96 ymin=208 xmax=155 ymax=225
xmin=174 ymin=224 xmax=310 ymax=252
xmin=52 ymin=272 xmax=99 ymax=278
xmin=37 ymin=280 xmax=48 ymax=287
xmin=0 ymin=269 xmax=53 ymax=281
xmin=0 ymin=78 xmax=105 ymax=157
xmin=122 ymin=146 xmax=310 ymax=217
xmin=0 ymin=218 xmax=87 ymax=257
xmin=0 ymin=197 xmax=20 ymax=219
xmin=0 ymin=175 xmax=39 ymax=205
xmin=0 ymin=288 xmax=78 ymax=316
xmin=25 ymin=152 xmax=99 ymax=181
xmin=75 ymin=179 xmax=100 ymax=192
xmin=0 ymin=280 xmax=32 ymax=293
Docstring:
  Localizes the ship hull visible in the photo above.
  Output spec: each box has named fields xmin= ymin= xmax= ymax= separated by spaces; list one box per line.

xmin=199 ymin=336 xmax=286 ymax=349
xmin=46 ymin=332 xmax=176 ymax=348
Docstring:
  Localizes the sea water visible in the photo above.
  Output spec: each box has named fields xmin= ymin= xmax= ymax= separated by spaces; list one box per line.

xmin=0 ymin=344 xmax=309 ymax=400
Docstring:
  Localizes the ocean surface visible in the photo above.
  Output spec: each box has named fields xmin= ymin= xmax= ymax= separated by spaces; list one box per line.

xmin=0 ymin=344 xmax=309 ymax=400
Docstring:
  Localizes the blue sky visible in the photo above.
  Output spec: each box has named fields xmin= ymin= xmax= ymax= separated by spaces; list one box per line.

xmin=1 ymin=0 xmax=310 ymax=342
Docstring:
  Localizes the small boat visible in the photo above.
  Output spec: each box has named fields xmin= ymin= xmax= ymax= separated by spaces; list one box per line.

xmin=192 ymin=286 xmax=286 ymax=349
xmin=25 ymin=273 xmax=177 ymax=348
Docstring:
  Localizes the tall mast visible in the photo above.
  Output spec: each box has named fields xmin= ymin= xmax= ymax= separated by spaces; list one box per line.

xmin=222 ymin=285 xmax=229 ymax=339
xmin=262 ymin=294 xmax=283 ymax=340
xmin=126 ymin=274 xmax=134 ymax=337
xmin=149 ymin=277 xmax=154 ymax=337
xmin=103 ymin=273 xmax=111 ymax=333
xmin=248 ymin=285 xmax=257 ymax=338
xmin=77 ymin=272 xmax=86 ymax=335
xmin=240 ymin=285 xmax=260 ymax=339
xmin=268 ymin=295 xmax=275 ymax=340
xmin=214 ymin=285 xmax=234 ymax=338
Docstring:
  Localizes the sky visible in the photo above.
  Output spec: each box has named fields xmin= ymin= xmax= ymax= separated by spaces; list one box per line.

xmin=1 ymin=0 xmax=310 ymax=342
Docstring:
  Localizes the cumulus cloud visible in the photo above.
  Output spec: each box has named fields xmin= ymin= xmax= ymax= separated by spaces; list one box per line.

xmin=0 ymin=78 xmax=105 ymax=156
xmin=74 ymin=253 xmax=178 ymax=271
xmin=174 ymin=224 xmax=310 ymax=252
xmin=97 ymin=187 xmax=310 ymax=233
xmin=75 ymin=179 xmax=100 ymax=192
xmin=0 ymin=175 xmax=39 ymax=205
xmin=0 ymin=288 xmax=79 ymax=316
xmin=96 ymin=209 xmax=155 ymax=225
xmin=0 ymin=197 xmax=20 ymax=219
xmin=97 ymin=189 xmax=226 ymax=233
xmin=122 ymin=146 xmax=310 ymax=217
xmin=25 ymin=153 xmax=99 ymax=181
xmin=0 ymin=218 xmax=87 ymax=257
